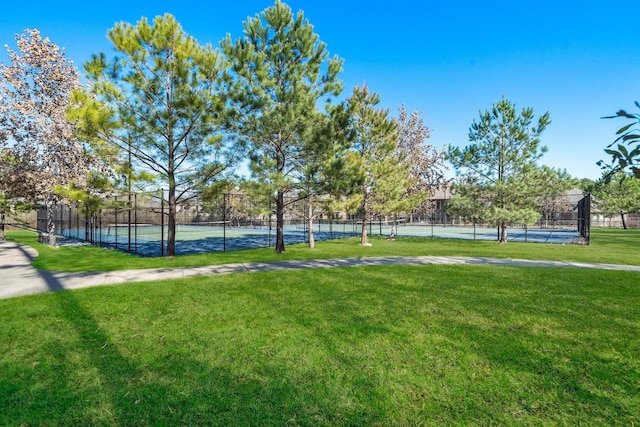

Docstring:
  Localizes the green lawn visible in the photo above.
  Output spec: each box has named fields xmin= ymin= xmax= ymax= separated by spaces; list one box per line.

xmin=1 ymin=228 xmax=639 ymax=425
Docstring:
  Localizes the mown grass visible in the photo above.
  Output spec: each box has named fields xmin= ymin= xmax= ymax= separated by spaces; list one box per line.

xmin=1 ymin=264 xmax=638 ymax=425
xmin=2 ymin=227 xmax=639 ymax=424
xmin=5 ymin=226 xmax=640 ymax=272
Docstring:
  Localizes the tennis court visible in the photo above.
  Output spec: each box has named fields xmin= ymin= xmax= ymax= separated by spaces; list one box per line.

xmin=389 ymin=223 xmax=581 ymax=244
xmin=48 ymin=191 xmax=590 ymax=256
xmin=63 ymin=222 xmax=360 ymax=256
xmin=61 ymin=221 xmax=582 ymax=257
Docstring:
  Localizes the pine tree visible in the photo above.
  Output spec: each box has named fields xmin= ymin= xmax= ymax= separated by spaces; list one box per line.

xmin=69 ymin=14 xmax=236 ymax=257
xmin=447 ymin=97 xmax=551 ymax=242
xmin=221 ymin=0 xmax=343 ymax=253
xmin=341 ymin=85 xmax=403 ymax=245
xmin=593 ymin=172 xmax=640 ymax=229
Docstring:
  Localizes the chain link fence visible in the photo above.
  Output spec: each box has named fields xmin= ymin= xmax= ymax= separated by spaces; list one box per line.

xmin=30 ymin=190 xmax=601 ymax=255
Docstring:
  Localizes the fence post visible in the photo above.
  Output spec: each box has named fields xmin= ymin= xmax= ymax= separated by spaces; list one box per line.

xmin=160 ymin=189 xmax=165 ymax=257
xmin=85 ymin=205 xmax=89 ymax=242
xmin=134 ymin=193 xmax=138 ymax=254
xmin=268 ymin=200 xmax=272 ymax=247
xmin=128 ymin=190 xmax=132 ymax=252
xmin=99 ymin=210 xmax=102 ymax=245
xmin=114 ymin=195 xmax=118 ymax=249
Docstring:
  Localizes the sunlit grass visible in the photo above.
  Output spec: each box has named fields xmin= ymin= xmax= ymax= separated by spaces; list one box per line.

xmin=1 ymin=265 xmax=638 ymax=425
xmin=2 ymin=227 xmax=639 ymax=424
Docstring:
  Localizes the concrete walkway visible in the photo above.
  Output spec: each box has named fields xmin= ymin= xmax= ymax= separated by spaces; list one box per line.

xmin=2 ymin=239 xmax=640 ymax=300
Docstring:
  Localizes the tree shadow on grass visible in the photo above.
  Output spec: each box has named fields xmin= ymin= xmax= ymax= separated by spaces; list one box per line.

xmin=441 ymin=316 xmax=639 ymax=423
xmin=238 ymin=265 xmax=640 ymax=425
xmin=1 ymin=280 xmax=357 ymax=425
xmin=433 ymin=281 xmax=640 ymax=425
xmin=232 ymin=268 xmax=401 ymax=424
xmin=0 ymin=288 xmax=136 ymax=424
xmin=26 ymin=284 xmax=143 ymax=424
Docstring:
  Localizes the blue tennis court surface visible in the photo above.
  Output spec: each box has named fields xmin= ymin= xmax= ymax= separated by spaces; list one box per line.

xmin=392 ymin=225 xmax=580 ymax=244
xmin=61 ymin=222 xmax=581 ymax=257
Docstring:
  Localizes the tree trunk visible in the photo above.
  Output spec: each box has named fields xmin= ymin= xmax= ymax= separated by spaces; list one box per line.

xmin=621 ymin=212 xmax=627 ymax=230
xmin=167 ymin=184 xmax=176 ymax=257
xmin=360 ymin=187 xmax=370 ymax=246
xmin=360 ymin=215 xmax=368 ymax=245
xmin=275 ymin=189 xmax=285 ymax=253
xmin=307 ymin=194 xmax=315 ymax=249
xmin=389 ymin=215 xmax=397 ymax=239
xmin=500 ymin=221 xmax=508 ymax=243
xmin=47 ymin=199 xmax=58 ymax=247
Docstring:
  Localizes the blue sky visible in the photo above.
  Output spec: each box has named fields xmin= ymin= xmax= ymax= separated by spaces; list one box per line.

xmin=2 ymin=0 xmax=639 ymax=180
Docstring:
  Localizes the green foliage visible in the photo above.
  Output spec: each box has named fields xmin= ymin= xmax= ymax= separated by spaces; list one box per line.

xmin=445 ymin=178 xmax=487 ymax=223
xmin=201 ymin=179 xmax=236 ymax=202
xmin=371 ymin=159 xmax=416 ymax=216
xmin=449 ymin=97 xmax=550 ymax=180
xmin=577 ymin=177 xmax=597 ymax=192
xmin=338 ymin=85 xmax=416 ymax=244
xmin=593 ymin=172 xmax=640 ymax=228
xmin=534 ymin=166 xmax=578 ymax=224
xmin=54 ymin=173 xmax=115 ymax=217
xmin=221 ymin=0 xmax=343 ymax=253
xmin=69 ymin=13 xmax=236 ymax=256
xmin=296 ymin=107 xmax=356 ymax=247
xmin=447 ymin=97 xmax=551 ymax=242
xmin=599 ymin=101 xmax=640 ymax=178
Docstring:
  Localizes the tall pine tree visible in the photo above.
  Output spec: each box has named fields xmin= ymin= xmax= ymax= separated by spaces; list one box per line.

xmin=341 ymin=85 xmax=405 ymax=245
xmin=447 ymin=97 xmax=550 ymax=242
xmin=221 ymin=0 xmax=343 ymax=253
xmin=70 ymin=14 xmax=235 ymax=257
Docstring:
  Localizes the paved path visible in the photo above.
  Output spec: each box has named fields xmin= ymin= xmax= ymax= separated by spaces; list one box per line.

xmin=1 ymin=239 xmax=639 ymax=299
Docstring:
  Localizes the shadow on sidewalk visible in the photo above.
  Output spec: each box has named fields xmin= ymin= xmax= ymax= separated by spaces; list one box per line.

xmin=13 ymin=243 xmax=65 ymax=293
